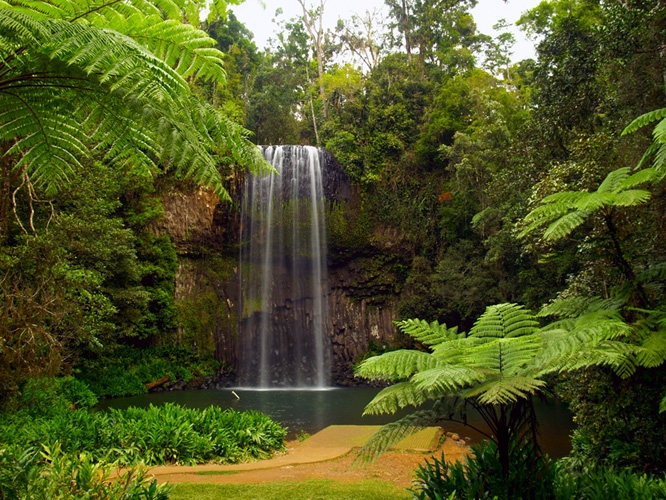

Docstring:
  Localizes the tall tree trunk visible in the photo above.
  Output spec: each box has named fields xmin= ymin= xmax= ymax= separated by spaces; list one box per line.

xmin=298 ymin=0 xmax=328 ymax=120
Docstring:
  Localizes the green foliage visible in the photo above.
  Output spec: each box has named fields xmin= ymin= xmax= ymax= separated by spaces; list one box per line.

xmin=0 ymin=401 xmax=286 ymax=466
xmin=520 ymin=167 xmax=657 ymax=242
xmin=77 ymin=346 xmax=221 ymax=398
xmin=558 ymin=366 xmax=666 ymax=473
xmin=0 ymin=0 xmax=268 ymax=200
xmin=0 ymin=443 xmax=171 ymax=500
xmin=411 ymin=439 xmax=556 ymax=500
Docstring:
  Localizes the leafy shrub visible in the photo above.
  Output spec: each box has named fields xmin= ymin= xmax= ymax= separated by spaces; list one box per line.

xmin=553 ymin=467 xmax=666 ymax=500
xmin=0 ymin=443 xmax=171 ymax=500
xmin=0 ymin=402 xmax=286 ymax=466
xmin=411 ymin=439 xmax=556 ymax=500
xmin=1 ymin=377 xmax=98 ymax=418
xmin=77 ymin=346 xmax=221 ymax=398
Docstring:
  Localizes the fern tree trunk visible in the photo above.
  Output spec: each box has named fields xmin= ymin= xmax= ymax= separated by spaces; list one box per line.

xmin=0 ymin=142 xmax=14 ymax=247
xmin=603 ymin=211 xmax=650 ymax=309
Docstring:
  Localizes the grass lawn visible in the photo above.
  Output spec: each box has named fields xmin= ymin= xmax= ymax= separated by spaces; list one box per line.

xmin=168 ymin=479 xmax=412 ymax=499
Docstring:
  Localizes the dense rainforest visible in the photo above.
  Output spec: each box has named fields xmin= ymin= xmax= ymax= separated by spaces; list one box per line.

xmin=3 ymin=0 xmax=666 ymax=497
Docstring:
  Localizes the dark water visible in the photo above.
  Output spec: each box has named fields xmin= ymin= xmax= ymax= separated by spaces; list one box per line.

xmin=98 ymin=387 xmax=574 ymax=458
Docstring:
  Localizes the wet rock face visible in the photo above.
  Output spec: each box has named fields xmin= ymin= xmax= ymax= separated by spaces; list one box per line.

xmin=160 ymin=150 xmax=409 ymax=386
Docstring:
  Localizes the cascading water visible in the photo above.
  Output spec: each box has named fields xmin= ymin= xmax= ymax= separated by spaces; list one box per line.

xmin=238 ymin=146 xmax=330 ymax=388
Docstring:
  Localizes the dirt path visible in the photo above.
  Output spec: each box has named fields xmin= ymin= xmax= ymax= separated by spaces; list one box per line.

xmin=149 ymin=425 xmax=472 ymax=489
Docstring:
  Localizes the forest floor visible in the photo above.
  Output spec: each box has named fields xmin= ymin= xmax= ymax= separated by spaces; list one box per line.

xmin=148 ymin=425 xmax=472 ymax=489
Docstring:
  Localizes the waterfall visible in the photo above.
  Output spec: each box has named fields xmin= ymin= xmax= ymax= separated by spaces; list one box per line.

xmin=238 ymin=146 xmax=330 ymax=388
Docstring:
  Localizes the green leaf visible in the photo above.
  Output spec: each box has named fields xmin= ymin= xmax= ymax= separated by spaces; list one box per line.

xmin=622 ymin=108 xmax=666 ymax=135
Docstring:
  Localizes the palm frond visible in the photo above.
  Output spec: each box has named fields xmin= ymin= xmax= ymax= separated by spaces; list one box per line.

xmin=362 ymin=382 xmax=430 ymax=416
xmin=394 ymin=318 xmax=460 ymax=347
xmin=622 ymin=108 xmax=666 ymax=135
xmin=355 ymin=350 xmax=443 ymax=382
xmin=354 ymin=409 xmax=439 ymax=463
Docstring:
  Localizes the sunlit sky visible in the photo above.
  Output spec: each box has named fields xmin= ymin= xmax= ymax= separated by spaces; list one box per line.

xmin=231 ymin=0 xmax=543 ymax=62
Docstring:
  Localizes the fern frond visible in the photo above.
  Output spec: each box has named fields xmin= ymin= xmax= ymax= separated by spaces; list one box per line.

xmin=362 ymin=382 xmax=430 ymax=416
xmin=572 ymin=192 xmax=614 ymax=211
xmin=463 ymin=376 xmax=546 ymax=405
xmin=622 ymin=108 xmax=666 ymax=135
xmin=660 ymin=393 xmax=666 ymax=413
xmin=411 ymin=366 xmax=487 ymax=397
xmin=470 ymin=303 xmax=539 ymax=339
xmin=636 ymin=262 xmax=666 ymax=283
xmin=652 ymin=142 xmax=666 ymax=174
xmin=611 ymin=189 xmax=652 ymax=207
xmin=355 ymin=350 xmax=443 ymax=382
xmin=597 ymin=167 xmax=631 ymax=193
xmin=635 ymin=331 xmax=666 ymax=368
xmin=394 ymin=318 xmax=460 ymax=347
xmin=537 ymin=295 xmax=621 ymax=319
xmin=354 ymin=410 xmax=439 ymax=463
xmin=542 ymin=209 xmax=591 ymax=241
xmin=464 ymin=336 xmax=541 ymax=374
xmin=617 ymin=168 xmax=658 ymax=190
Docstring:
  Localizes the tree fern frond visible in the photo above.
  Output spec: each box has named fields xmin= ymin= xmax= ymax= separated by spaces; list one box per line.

xmin=411 ymin=366 xmax=487 ymax=398
xmin=636 ymin=262 xmax=666 ymax=283
xmin=611 ymin=189 xmax=652 ymax=207
xmin=572 ymin=192 xmax=614 ymax=211
xmin=652 ymin=142 xmax=666 ymax=174
xmin=597 ymin=167 xmax=631 ymax=193
xmin=362 ymin=382 xmax=430 ymax=416
xmin=537 ymin=295 xmax=621 ymax=319
xmin=464 ymin=336 xmax=541 ymax=374
xmin=470 ymin=303 xmax=539 ymax=339
xmin=622 ymin=108 xmax=666 ymax=135
xmin=635 ymin=331 xmax=666 ymax=368
xmin=617 ymin=168 xmax=658 ymax=190
xmin=542 ymin=209 xmax=591 ymax=241
xmin=463 ymin=376 xmax=546 ymax=405
xmin=394 ymin=318 xmax=460 ymax=347
xmin=355 ymin=350 xmax=443 ymax=382
xmin=354 ymin=410 xmax=439 ymax=463
xmin=522 ymin=198 xmax=573 ymax=222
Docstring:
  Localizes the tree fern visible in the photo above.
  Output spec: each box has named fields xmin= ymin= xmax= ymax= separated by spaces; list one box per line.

xmin=354 ymin=409 xmax=440 ymax=463
xmin=0 ymin=0 xmax=269 ymax=201
xmin=394 ymin=318 xmax=461 ymax=346
xmin=361 ymin=382 xmax=431 ymax=416
xmin=355 ymin=350 xmax=442 ymax=382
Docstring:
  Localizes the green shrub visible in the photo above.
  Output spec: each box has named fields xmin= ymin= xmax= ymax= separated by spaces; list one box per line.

xmin=0 ymin=402 xmax=286 ymax=466
xmin=411 ymin=439 xmax=556 ymax=500
xmin=0 ymin=442 xmax=171 ymax=500
xmin=77 ymin=346 xmax=221 ymax=398
xmin=553 ymin=467 xmax=666 ymax=500
xmin=2 ymin=377 xmax=98 ymax=418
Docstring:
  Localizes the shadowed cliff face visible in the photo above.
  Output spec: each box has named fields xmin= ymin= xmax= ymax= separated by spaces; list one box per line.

xmin=158 ymin=148 xmax=411 ymax=386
